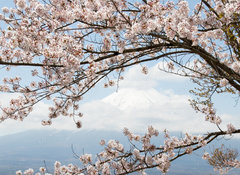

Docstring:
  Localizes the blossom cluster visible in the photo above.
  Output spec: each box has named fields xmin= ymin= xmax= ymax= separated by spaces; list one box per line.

xmin=0 ymin=0 xmax=238 ymax=127
xmin=0 ymin=0 xmax=239 ymax=174
xmin=17 ymin=126 xmax=220 ymax=175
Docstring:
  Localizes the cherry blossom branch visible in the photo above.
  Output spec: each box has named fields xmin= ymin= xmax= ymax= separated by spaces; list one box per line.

xmin=25 ymin=127 xmax=240 ymax=175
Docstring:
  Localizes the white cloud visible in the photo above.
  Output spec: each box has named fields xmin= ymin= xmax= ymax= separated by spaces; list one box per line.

xmin=79 ymin=87 xmax=240 ymax=135
xmin=79 ymin=87 xmax=215 ymax=133
xmin=0 ymin=62 xmax=239 ymax=137
xmin=118 ymin=63 xmax=187 ymax=90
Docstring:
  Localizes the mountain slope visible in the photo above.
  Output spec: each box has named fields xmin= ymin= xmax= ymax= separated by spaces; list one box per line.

xmin=0 ymin=129 xmax=239 ymax=175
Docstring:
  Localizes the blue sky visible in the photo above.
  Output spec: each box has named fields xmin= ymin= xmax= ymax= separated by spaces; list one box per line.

xmin=0 ymin=0 xmax=239 ymax=137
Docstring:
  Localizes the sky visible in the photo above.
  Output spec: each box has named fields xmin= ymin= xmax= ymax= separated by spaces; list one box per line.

xmin=0 ymin=0 xmax=240 ymax=137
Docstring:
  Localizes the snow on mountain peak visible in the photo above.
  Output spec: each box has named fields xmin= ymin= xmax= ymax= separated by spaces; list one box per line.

xmin=102 ymin=88 xmax=169 ymax=111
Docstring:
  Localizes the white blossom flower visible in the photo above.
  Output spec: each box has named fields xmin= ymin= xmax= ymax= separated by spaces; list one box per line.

xmin=2 ymin=7 xmax=9 ymax=13
xmin=227 ymin=123 xmax=236 ymax=135
xmin=219 ymin=78 xmax=228 ymax=87
xmin=202 ymin=152 xmax=210 ymax=160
